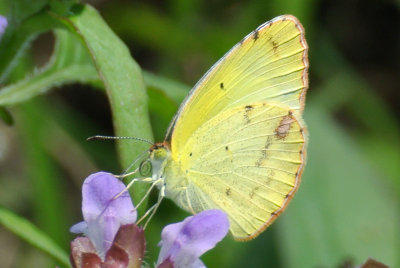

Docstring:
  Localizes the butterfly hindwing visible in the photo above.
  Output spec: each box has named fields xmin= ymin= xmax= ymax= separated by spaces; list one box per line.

xmin=164 ymin=103 xmax=306 ymax=240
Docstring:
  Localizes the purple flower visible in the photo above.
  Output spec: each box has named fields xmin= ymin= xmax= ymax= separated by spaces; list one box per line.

xmin=70 ymin=172 xmax=229 ymax=268
xmin=157 ymin=210 xmax=230 ymax=268
xmin=0 ymin=15 xmax=7 ymax=39
xmin=70 ymin=172 xmax=143 ymax=268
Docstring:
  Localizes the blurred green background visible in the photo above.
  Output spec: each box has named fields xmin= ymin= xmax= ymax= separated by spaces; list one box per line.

xmin=0 ymin=0 xmax=399 ymax=267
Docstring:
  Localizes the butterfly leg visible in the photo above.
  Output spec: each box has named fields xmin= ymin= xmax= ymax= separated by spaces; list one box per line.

xmin=134 ymin=177 xmax=160 ymax=210
xmin=111 ymin=166 xmax=141 ymax=199
xmin=114 ymin=167 xmax=140 ymax=179
xmin=137 ymin=178 xmax=165 ymax=229
xmin=112 ymin=175 xmax=152 ymax=200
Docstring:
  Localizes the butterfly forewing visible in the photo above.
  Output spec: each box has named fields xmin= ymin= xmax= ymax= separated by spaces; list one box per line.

xmin=169 ymin=15 xmax=308 ymax=154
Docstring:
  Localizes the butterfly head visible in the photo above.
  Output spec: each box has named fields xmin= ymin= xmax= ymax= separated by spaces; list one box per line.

xmin=142 ymin=142 xmax=170 ymax=180
xmin=149 ymin=142 xmax=170 ymax=158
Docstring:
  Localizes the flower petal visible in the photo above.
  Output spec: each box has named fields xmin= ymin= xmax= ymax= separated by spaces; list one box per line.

xmin=70 ymin=237 xmax=101 ymax=268
xmin=80 ymin=172 xmax=136 ymax=258
xmin=105 ymin=224 xmax=145 ymax=268
xmin=157 ymin=210 xmax=229 ymax=268
xmin=70 ymin=221 xmax=88 ymax=234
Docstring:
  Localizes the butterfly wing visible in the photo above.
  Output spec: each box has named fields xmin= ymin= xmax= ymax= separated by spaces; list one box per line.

xmin=164 ymin=103 xmax=306 ymax=240
xmin=163 ymin=15 xmax=308 ymax=240
xmin=167 ymin=15 xmax=308 ymax=155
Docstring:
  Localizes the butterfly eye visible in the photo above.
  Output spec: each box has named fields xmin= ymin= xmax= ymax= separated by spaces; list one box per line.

xmin=139 ymin=159 xmax=153 ymax=177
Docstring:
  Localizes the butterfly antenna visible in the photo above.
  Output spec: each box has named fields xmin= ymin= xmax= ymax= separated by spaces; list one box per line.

xmin=88 ymin=135 xmax=153 ymax=177
xmin=87 ymin=135 xmax=154 ymax=145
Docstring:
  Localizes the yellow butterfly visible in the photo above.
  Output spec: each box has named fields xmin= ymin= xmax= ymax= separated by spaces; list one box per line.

xmin=141 ymin=14 xmax=308 ymax=241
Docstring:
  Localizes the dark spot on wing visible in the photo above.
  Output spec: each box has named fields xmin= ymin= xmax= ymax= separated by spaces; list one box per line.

xmin=249 ymin=186 xmax=260 ymax=199
xmin=275 ymin=114 xmax=295 ymax=139
xmin=225 ymin=187 xmax=231 ymax=196
xmin=285 ymin=194 xmax=290 ymax=199
xmin=272 ymin=40 xmax=278 ymax=53
xmin=255 ymin=136 xmax=272 ymax=167
xmin=220 ymin=82 xmax=224 ymax=90
xmin=249 ymin=190 xmax=254 ymax=199
xmin=225 ymin=146 xmax=229 ymax=151
xmin=243 ymin=105 xmax=253 ymax=124
xmin=253 ymin=29 xmax=259 ymax=41
xmin=189 ymin=152 xmax=192 ymax=157
xmin=265 ymin=170 xmax=275 ymax=185
xmin=271 ymin=211 xmax=277 ymax=216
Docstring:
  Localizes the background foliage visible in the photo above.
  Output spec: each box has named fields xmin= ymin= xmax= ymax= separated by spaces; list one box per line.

xmin=0 ymin=0 xmax=398 ymax=267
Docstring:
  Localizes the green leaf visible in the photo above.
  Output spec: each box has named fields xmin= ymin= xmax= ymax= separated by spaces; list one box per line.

xmin=0 ymin=28 xmax=99 ymax=106
xmin=0 ymin=207 xmax=70 ymax=267
xmin=147 ymin=86 xmax=178 ymax=141
xmin=19 ymin=100 xmax=74 ymax=251
xmin=143 ymin=71 xmax=189 ymax=105
xmin=312 ymin=36 xmax=400 ymax=192
xmin=49 ymin=0 xmax=78 ymax=16
xmin=58 ymin=4 xmax=153 ymax=209
xmin=7 ymin=0 xmax=49 ymax=22
xmin=277 ymin=100 xmax=399 ymax=267
xmin=0 ymin=10 xmax=63 ymax=83
xmin=312 ymin=70 xmax=400 ymax=191
xmin=143 ymin=71 xmax=189 ymax=141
